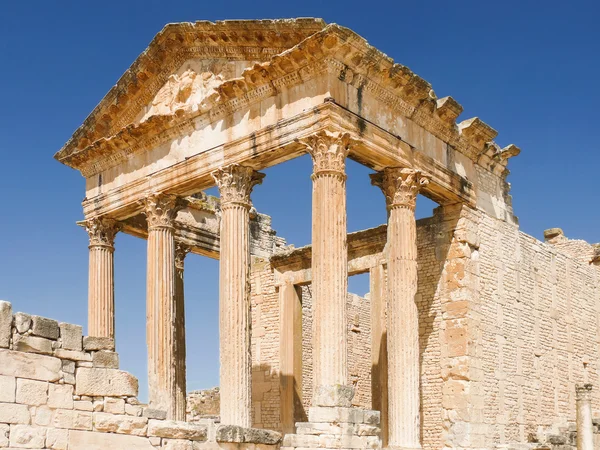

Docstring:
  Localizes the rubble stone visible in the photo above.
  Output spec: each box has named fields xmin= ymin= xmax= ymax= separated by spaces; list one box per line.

xmin=0 ymin=301 xmax=12 ymax=348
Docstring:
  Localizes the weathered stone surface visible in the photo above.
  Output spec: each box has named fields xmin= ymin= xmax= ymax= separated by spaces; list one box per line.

xmin=143 ymin=407 xmax=167 ymax=420
xmin=13 ymin=334 xmax=53 ymax=355
xmin=75 ymin=367 xmax=138 ymax=396
xmin=92 ymin=412 xmax=148 ymax=436
xmin=46 ymin=427 xmax=69 ymax=450
xmin=0 ymin=423 xmax=8 ymax=447
xmin=14 ymin=312 xmax=32 ymax=334
xmin=216 ymin=424 xmax=281 ymax=444
xmin=148 ymin=419 xmax=208 ymax=441
xmin=0 ymin=375 xmax=16 ymax=402
xmin=16 ymin=378 xmax=48 ymax=406
xmin=48 ymin=384 xmax=74 ymax=409
xmin=31 ymin=315 xmax=60 ymax=339
xmin=60 ymin=322 xmax=83 ymax=351
xmin=68 ymin=430 xmax=155 ymax=449
xmin=0 ymin=301 xmax=12 ymax=348
xmin=92 ymin=350 xmax=119 ymax=368
xmin=83 ymin=336 xmax=115 ymax=351
xmin=103 ymin=397 xmax=125 ymax=414
xmin=53 ymin=409 xmax=92 ymax=430
xmin=74 ymin=400 xmax=94 ymax=411
xmin=54 ymin=348 xmax=91 ymax=362
xmin=314 ymin=384 xmax=355 ymax=407
xmin=34 ymin=405 xmax=53 ymax=426
xmin=0 ymin=402 xmax=30 ymax=424
xmin=0 ymin=350 xmax=61 ymax=382
xmin=9 ymin=423 xmax=47 ymax=448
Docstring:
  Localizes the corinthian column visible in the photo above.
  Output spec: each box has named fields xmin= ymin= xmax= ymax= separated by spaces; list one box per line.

xmin=83 ymin=217 xmax=120 ymax=338
xmin=143 ymin=193 xmax=186 ymax=419
xmin=371 ymin=167 xmax=429 ymax=450
xmin=174 ymin=242 xmax=190 ymax=421
xmin=298 ymin=130 xmax=354 ymax=407
xmin=212 ymin=164 xmax=264 ymax=427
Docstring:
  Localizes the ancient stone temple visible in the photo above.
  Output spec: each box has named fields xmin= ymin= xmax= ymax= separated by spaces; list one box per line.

xmin=1 ymin=17 xmax=600 ymax=450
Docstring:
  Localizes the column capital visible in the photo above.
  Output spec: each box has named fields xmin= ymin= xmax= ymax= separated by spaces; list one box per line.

xmin=142 ymin=193 xmax=187 ymax=230
xmin=211 ymin=164 xmax=265 ymax=209
xmin=297 ymin=130 xmax=353 ymax=178
xmin=82 ymin=217 xmax=121 ymax=248
xmin=175 ymin=242 xmax=191 ymax=270
xmin=370 ymin=167 xmax=430 ymax=211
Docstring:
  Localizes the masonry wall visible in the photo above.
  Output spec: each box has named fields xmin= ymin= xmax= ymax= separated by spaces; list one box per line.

xmin=477 ymin=215 xmax=600 ymax=448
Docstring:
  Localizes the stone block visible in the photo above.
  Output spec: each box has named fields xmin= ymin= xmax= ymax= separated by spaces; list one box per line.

xmin=0 ymin=349 xmax=61 ymax=382
xmin=59 ymin=322 xmax=83 ymax=351
xmin=61 ymin=359 xmax=75 ymax=374
xmin=46 ymin=427 xmax=69 ymax=450
xmin=314 ymin=384 xmax=355 ymax=407
xmin=9 ymin=423 xmax=47 ymax=448
xmin=125 ymin=403 xmax=143 ymax=416
xmin=83 ymin=336 xmax=115 ymax=351
xmin=53 ymin=408 xmax=93 ymax=430
xmin=92 ymin=350 xmax=119 ymax=368
xmin=0 ymin=375 xmax=16 ymax=402
xmin=148 ymin=419 xmax=208 ymax=441
xmin=16 ymin=379 xmax=48 ymax=406
xmin=74 ymin=400 xmax=94 ymax=411
xmin=216 ymin=425 xmax=281 ymax=444
xmin=34 ymin=405 xmax=53 ymax=426
xmin=104 ymin=397 xmax=125 ymax=414
xmin=48 ymin=383 xmax=74 ymax=409
xmin=162 ymin=439 xmax=195 ymax=450
xmin=307 ymin=406 xmax=364 ymax=424
xmin=14 ymin=335 xmax=53 ymax=355
xmin=362 ymin=410 xmax=380 ymax=425
xmin=31 ymin=315 xmax=59 ymax=339
xmin=14 ymin=312 xmax=32 ymax=334
xmin=0 ymin=402 xmax=30 ymax=424
xmin=75 ymin=367 xmax=138 ymax=397
xmin=54 ymin=349 xmax=92 ymax=362
xmin=142 ymin=407 xmax=167 ymax=419
xmin=0 ymin=423 xmax=8 ymax=447
xmin=68 ymin=430 xmax=155 ymax=449
xmin=92 ymin=412 xmax=148 ymax=436
xmin=0 ymin=301 xmax=12 ymax=348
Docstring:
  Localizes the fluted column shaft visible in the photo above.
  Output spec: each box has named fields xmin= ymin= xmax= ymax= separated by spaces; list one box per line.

xmin=372 ymin=168 xmax=429 ymax=450
xmin=143 ymin=193 xmax=186 ymax=419
xmin=84 ymin=218 xmax=120 ymax=338
xmin=299 ymin=130 xmax=353 ymax=406
xmin=576 ymin=384 xmax=594 ymax=450
xmin=212 ymin=164 xmax=264 ymax=427
xmin=174 ymin=243 xmax=190 ymax=421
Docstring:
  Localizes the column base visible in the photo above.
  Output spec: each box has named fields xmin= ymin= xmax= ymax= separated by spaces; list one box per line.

xmin=314 ymin=384 xmax=356 ymax=407
xmin=282 ymin=405 xmax=382 ymax=450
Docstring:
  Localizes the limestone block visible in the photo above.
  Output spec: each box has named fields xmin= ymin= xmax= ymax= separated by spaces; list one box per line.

xmin=0 ymin=423 xmax=8 ymax=447
xmin=74 ymin=401 xmax=93 ymax=411
xmin=307 ymin=406 xmax=364 ymax=424
xmin=83 ymin=336 xmax=115 ymax=351
xmin=0 ymin=375 xmax=16 ymax=402
xmin=16 ymin=379 xmax=48 ymax=406
xmin=314 ymin=384 xmax=355 ymax=407
xmin=162 ymin=439 xmax=195 ymax=450
xmin=0 ymin=402 xmax=30 ymax=424
xmin=14 ymin=312 xmax=32 ymax=334
xmin=34 ymin=406 xmax=53 ymax=426
xmin=148 ymin=419 xmax=208 ymax=441
xmin=68 ymin=430 xmax=155 ymax=449
xmin=282 ymin=433 xmax=320 ymax=447
xmin=216 ymin=425 xmax=281 ymax=444
xmin=9 ymin=424 xmax=47 ymax=448
xmin=46 ymin=428 xmax=69 ymax=450
xmin=143 ymin=407 xmax=167 ymax=419
xmin=75 ymin=367 xmax=138 ymax=397
xmin=53 ymin=409 xmax=92 ymax=430
xmin=103 ymin=397 xmax=125 ymax=414
xmin=61 ymin=359 xmax=75 ymax=374
xmin=362 ymin=410 xmax=380 ymax=425
xmin=92 ymin=412 xmax=148 ymax=436
xmin=31 ymin=315 xmax=59 ymax=339
xmin=59 ymin=323 xmax=83 ymax=351
xmin=13 ymin=335 xmax=53 ymax=355
xmin=92 ymin=351 xmax=119 ymax=369
xmin=0 ymin=301 xmax=12 ymax=348
xmin=0 ymin=350 xmax=61 ymax=382
xmin=125 ymin=403 xmax=143 ymax=417
xmin=54 ymin=349 xmax=91 ymax=362
xmin=48 ymin=383 xmax=74 ymax=409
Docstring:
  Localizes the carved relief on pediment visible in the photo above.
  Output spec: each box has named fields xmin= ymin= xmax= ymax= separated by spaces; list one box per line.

xmin=135 ymin=59 xmax=256 ymax=123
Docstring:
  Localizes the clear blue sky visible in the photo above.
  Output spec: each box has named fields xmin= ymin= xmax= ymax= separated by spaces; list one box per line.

xmin=1 ymin=0 xmax=598 ymax=401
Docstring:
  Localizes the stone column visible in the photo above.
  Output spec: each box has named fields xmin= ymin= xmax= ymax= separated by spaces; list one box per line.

xmin=212 ymin=164 xmax=264 ymax=427
xmin=83 ymin=217 xmax=120 ymax=338
xmin=370 ymin=264 xmax=388 ymax=447
xmin=143 ymin=193 xmax=186 ymax=419
xmin=174 ymin=242 xmax=190 ymax=421
xmin=298 ymin=130 xmax=354 ymax=407
xmin=371 ymin=168 xmax=429 ymax=450
xmin=576 ymin=384 xmax=594 ymax=450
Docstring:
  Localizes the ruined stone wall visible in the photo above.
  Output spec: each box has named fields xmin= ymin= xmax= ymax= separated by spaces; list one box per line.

xmin=0 ymin=301 xmax=280 ymax=450
xmin=477 ymin=214 xmax=600 ymax=448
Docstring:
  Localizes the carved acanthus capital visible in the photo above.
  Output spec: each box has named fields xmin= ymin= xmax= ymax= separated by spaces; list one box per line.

xmin=175 ymin=242 xmax=191 ymax=270
xmin=142 ymin=193 xmax=187 ymax=230
xmin=297 ymin=130 xmax=353 ymax=177
xmin=370 ymin=167 xmax=430 ymax=210
xmin=82 ymin=217 xmax=121 ymax=248
xmin=211 ymin=164 xmax=265 ymax=208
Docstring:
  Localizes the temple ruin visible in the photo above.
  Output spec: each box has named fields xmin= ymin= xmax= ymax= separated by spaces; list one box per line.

xmin=1 ymin=17 xmax=600 ymax=450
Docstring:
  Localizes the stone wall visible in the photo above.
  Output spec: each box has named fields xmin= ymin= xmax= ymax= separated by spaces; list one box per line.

xmin=0 ymin=301 xmax=280 ymax=450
